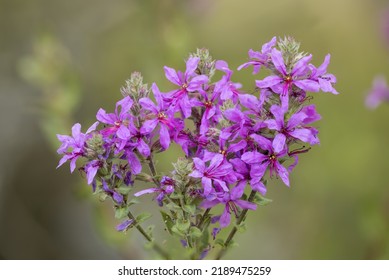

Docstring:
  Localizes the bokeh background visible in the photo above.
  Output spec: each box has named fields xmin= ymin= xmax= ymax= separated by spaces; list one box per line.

xmin=1 ymin=0 xmax=389 ymax=259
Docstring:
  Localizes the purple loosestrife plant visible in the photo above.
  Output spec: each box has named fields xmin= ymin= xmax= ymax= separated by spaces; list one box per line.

xmin=56 ymin=37 xmax=338 ymax=259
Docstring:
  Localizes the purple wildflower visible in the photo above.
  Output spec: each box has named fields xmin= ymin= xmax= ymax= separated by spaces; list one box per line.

xmin=201 ymin=182 xmax=257 ymax=228
xmin=366 ymin=76 xmax=389 ymax=109
xmin=140 ymin=83 xmax=183 ymax=149
xmin=56 ymin=122 xmax=99 ymax=172
xmin=134 ymin=176 xmax=174 ymax=206
xmin=265 ymin=104 xmax=321 ymax=149
xmin=164 ymin=57 xmax=209 ymax=118
xmin=238 ymin=36 xmax=277 ymax=74
xmin=241 ymin=135 xmax=290 ymax=186
xmin=96 ymin=96 xmax=133 ymax=138
xmin=116 ymin=219 xmax=133 ymax=232
xmin=214 ymin=60 xmax=242 ymax=103
xmin=256 ymin=49 xmax=319 ymax=108
xmin=102 ymin=180 xmax=124 ymax=204
xmin=309 ymin=54 xmax=338 ymax=94
xmin=189 ymin=154 xmax=233 ymax=196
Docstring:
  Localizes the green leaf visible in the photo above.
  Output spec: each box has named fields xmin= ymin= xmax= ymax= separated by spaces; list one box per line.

xmin=236 ymin=222 xmax=247 ymax=233
xmin=116 ymin=185 xmax=132 ymax=195
xmin=215 ymin=239 xmax=226 ymax=248
xmin=115 ymin=206 xmax=130 ymax=219
xmin=254 ymin=193 xmax=273 ymax=206
xmin=169 ymin=192 xmax=183 ymax=199
xmin=171 ymin=225 xmax=185 ymax=237
xmin=128 ymin=198 xmax=139 ymax=206
xmin=183 ymin=204 xmax=196 ymax=214
xmin=189 ymin=226 xmax=202 ymax=239
xmin=136 ymin=212 xmax=152 ymax=224
xmin=160 ymin=211 xmax=174 ymax=235
xmin=176 ymin=219 xmax=190 ymax=232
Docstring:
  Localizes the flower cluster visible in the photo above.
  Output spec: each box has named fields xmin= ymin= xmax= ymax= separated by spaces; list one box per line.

xmin=56 ymin=37 xmax=337 ymax=259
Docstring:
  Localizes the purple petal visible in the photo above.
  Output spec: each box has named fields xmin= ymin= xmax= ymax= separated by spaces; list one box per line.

xmin=71 ymin=123 xmax=82 ymax=141
xmin=137 ymin=139 xmax=150 ymax=157
xmin=113 ymin=192 xmax=124 ymax=204
xmin=275 ymin=161 xmax=289 ymax=186
xmin=219 ymin=206 xmax=231 ymax=228
xmin=200 ymin=199 xmax=220 ymax=209
xmin=151 ymin=83 xmax=165 ymax=110
xmin=96 ymin=109 xmax=115 ymax=125
xmin=57 ymin=155 xmax=70 ymax=169
xmin=250 ymin=134 xmax=272 ymax=151
xmin=187 ymin=75 xmax=209 ymax=92
xmin=116 ymin=125 xmax=131 ymax=139
xmin=291 ymin=54 xmax=312 ymax=77
xmin=127 ymin=152 xmax=142 ymax=174
xmin=271 ymin=49 xmax=287 ymax=75
xmin=287 ymin=111 xmax=307 ymax=129
xmin=272 ymin=133 xmax=286 ymax=153
xmin=139 ymin=97 xmax=158 ymax=113
xmin=319 ymin=78 xmax=339 ymax=94
xmin=86 ymin=121 xmax=99 ymax=134
xmin=116 ymin=96 xmax=133 ymax=119
xmin=185 ymin=57 xmax=200 ymax=78
xmin=214 ymin=179 xmax=229 ymax=192
xmin=230 ymin=180 xmax=246 ymax=200
xmin=159 ymin=124 xmax=170 ymax=149
xmin=228 ymin=140 xmax=247 ymax=153
xmin=179 ymin=94 xmax=192 ymax=119
xmin=192 ymin=157 xmax=205 ymax=173
xmin=241 ymin=151 xmax=264 ymax=164
xmin=207 ymin=154 xmax=224 ymax=172
xmin=86 ymin=165 xmax=99 ymax=185
xmin=249 ymin=162 xmax=268 ymax=181
xmin=315 ymin=54 xmax=331 ymax=77
xmin=294 ymin=79 xmax=320 ymax=92
xmin=70 ymin=157 xmax=77 ymax=173
xmin=134 ymin=188 xmax=158 ymax=197
xmin=116 ymin=219 xmax=133 ymax=232
xmin=189 ymin=170 xmax=204 ymax=178
xmin=288 ymin=128 xmax=314 ymax=144
xmin=261 ymin=36 xmax=277 ymax=53
xmin=140 ymin=119 xmax=158 ymax=134
xmin=164 ymin=66 xmax=181 ymax=86
xmin=202 ymin=177 xmax=213 ymax=196
xmin=239 ymin=94 xmax=260 ymax=111
xmin=250 ymin=180 xmax=267 ymax=195
xmin=256 ymin=75 xmax=283 ymax=89
xmin=235 ymin=200 xmax=257 ymax=211
xmin=230 ymin=158 xmax=249 ymax=174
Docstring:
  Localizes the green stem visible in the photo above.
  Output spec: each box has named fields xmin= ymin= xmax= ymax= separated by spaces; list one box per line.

xmin=198 ymin=208 xmax=211 ymax=230
xmin=215 ymin=190 xmax=257 ymax=260
xmin=127 ymin=211 xmax=170 ymax=260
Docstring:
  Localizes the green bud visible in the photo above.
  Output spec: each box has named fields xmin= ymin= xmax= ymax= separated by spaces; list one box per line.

xmin=277 ymin=36 xmax=307 ymax=72
xmin=86 ymin=133 xmax=105 ymax=157
xmin=190 ymin=48 xmax=216 ymax=78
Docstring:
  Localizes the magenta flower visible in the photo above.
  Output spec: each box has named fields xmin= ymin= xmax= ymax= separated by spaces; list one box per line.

xmin=116 ymin=219 xmax=133 ymax=232
xmin=201 ymin=182 xmax=257 ymax=228
xmin=189 ymin=154 xmax=233 ymax=196
xmin=230 ymin=158 xmax=267 ymax=195
xmin=366 ymin=76 xmax=389 ymax=109
xmin=214 ymin=60 xmax=242 ymax=103
xmin=309 ymin=54 xmax=338 ymax=94
xmin=265 ymin=104 xmax=321 ymax=150
xmin=96 ymin=96 xmax=133 ymax=138
xmin=241 ymin=136 xmax=290 ymax=186
xmin=164 ymin=57 xmax=209 ymax=118
xmin=238 ymin=36 xmax=277 ymax=74
xmin=134 ymin=176 xmax=174 ymax=206
xmin=256 ymin=49 xmax=319 ymax=108
xmin=56 ymin=121 xmax=99 ymax=172
xmin=140 ymin=83 xmax=183 ymax=149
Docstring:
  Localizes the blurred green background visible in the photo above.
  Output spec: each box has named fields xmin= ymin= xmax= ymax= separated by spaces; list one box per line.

xmin=1 ymin=0 xmax=389 ymax=259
